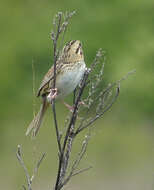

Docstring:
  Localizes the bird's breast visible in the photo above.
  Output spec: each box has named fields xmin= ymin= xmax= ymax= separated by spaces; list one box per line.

xmin=56 ymin=61 xmax=86 ymax=99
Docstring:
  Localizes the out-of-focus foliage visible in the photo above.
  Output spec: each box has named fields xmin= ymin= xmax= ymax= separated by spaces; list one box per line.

xmin=0 ymin=0 xmax=154 ymax=189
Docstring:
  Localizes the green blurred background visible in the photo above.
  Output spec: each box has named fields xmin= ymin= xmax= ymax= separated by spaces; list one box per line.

xmin=1 ymin=0 xmax=154 ymax=189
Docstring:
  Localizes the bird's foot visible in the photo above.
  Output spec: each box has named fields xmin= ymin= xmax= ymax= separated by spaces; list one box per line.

xmin=47 ymin=88 xmax=58 ymax=103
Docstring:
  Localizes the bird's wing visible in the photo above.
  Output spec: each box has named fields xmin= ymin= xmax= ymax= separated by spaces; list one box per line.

xmin=37 ymin=61 xmax=63 ymax=97
xmin=37 ymin=66 xmax=54 ymax=97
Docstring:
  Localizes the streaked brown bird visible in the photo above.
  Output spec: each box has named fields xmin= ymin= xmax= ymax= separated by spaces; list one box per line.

xmin=26 ymin=40 xmax=86 ymax=136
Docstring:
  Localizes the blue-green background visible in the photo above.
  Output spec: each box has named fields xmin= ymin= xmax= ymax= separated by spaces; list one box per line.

xmin=1 ymin=0 xmax=154 ymax=189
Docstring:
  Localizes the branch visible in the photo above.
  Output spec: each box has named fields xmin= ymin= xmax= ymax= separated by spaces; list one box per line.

xmin=75 ymin=84 xmax=120 ymax=135
xmin=16 ymin=145 xmax=32 ymax=190
xmin=51 ymin=11 xmax=77 ymax=156
xmin=72 ymin=166 xmax=92 ymax=177
xmin=60 ymin=136 xmax=74 ymax=183
xmin=50 ymin=11 xmax=78 ymax=190
xmin=62 ymin=68 xmax=90 ymax=153
xmin=31 ymin=153 xmax=46 ymax=183
xmin=51 ymin=12 xmax=63 ymax=155
xmin=16 ymin=145 xmax=45 ymax=190
xmin=60 ymin=133 xmax=91 ymax=188
xmin=75 ymin=68 xmax=136 ymax=136
xmin=54 ymin=68 xmax=90 ymax=190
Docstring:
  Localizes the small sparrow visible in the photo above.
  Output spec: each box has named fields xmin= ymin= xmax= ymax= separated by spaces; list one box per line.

xmin=26 ymin=40 xmax=86 ymax=136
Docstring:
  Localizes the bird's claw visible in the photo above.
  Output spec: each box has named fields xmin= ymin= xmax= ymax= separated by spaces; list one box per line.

xmin=47 ymin=88 xmax=58 ymax=103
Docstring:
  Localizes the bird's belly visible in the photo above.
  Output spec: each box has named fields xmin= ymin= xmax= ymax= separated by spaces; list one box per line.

xmin=56 ymin=62 xmax=86 ymax=99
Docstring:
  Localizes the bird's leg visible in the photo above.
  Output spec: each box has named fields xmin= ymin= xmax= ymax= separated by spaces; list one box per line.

xmin=62 ymin=101 xmax=74 ymax=112
xmin=47 ymin=88 xmax=58 ymax=103
xmin=62 ymin=100 xmax=87 ymax=113
xmin=78 ymin=100 xmax=86 ymax=106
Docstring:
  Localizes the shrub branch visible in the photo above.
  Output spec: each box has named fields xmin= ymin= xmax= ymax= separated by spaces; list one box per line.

xmin=16 ymin=11 xmax=135 ymax=190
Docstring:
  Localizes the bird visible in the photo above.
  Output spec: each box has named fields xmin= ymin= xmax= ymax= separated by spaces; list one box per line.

xmin=26 ymin=40 xmax=86 ymax=136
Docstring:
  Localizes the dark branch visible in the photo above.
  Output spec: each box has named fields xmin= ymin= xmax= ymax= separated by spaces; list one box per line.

xmin=51 ymin=12 xmax=63 ymax=155
xmin=51 ymin=11 xmax=77 ymax=157
xmin=62 ymin=68 xmax=90 ymax=153
xmin=60 ymin=133 xmax=91 ymax=188
xmin=54 ymin=69 xmax=90 ymax=190
xmin=50 ymin=11 xmax=77 ymax=190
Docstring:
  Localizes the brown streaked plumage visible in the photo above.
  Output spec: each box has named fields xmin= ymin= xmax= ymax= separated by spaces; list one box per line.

xmin=26 ymin=40 xmax=86 ymax=136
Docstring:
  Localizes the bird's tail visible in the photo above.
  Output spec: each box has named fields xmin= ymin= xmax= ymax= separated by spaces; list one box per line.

xmin=26 ymin=97 xmax=49 ymax=136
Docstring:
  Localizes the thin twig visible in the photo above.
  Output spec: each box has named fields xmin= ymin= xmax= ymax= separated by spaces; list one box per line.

xmin=72 ymin=166 xmax=92 ymax=177
xmin=60 ymin=136 xmax=74 ymax=185
xmin=51 ymin=12 xmax=63 ymax=155
xmin=59 ymin=11 xmax=76 ymax=53
xmin=70 ymin=133 xmax=90 ymax=172
xmin=77 ymin=69 xmax=136 ymax=134
xmin=16 ymin=145 xmax=45 ymax=190
xmin=52 ymin=101 xmax=61 ymax=154
xmin=31 ymin=153 xmax=46 ymax=182
xmin=16 ymin=145 xmax=32 ymax=190
xmin=61 ymin=166 xmax=92 ymax=188
xmin=75 ymin=84 xmax=120 ymax=135
xmin=22 ymin=185 xmax=27 ymax=190
xmin=77 ymin=81 xmax=116 ymax=130
xmin=53 ymin=12 xmax=62 ymax=88
xmin=60 ymin=133 xmax=90 ymax=188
